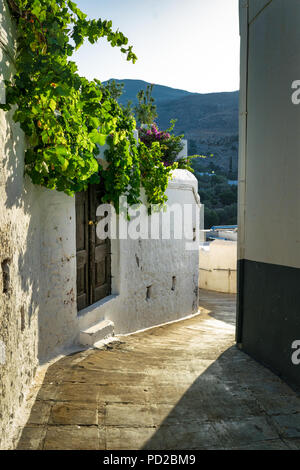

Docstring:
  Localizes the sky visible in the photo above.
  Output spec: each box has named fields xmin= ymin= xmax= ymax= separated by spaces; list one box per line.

xmin=74 ymin=0 xmax=240 ymax=94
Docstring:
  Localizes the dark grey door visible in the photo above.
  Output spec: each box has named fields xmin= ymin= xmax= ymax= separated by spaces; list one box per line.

xmin=76 ymin=185 xmax=111 ymax=311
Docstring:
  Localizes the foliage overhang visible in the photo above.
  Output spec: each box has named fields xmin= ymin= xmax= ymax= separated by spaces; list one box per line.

xmin=1 ymin=0 xmax=177 ymax=210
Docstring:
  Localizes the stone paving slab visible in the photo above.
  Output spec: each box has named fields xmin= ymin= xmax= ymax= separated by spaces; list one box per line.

xmin=43 ymin=425 xmax=101 ymax=450
xmin=284 ymin=438 xmax=300 ymax=450
xmin=17 ymin=289 xmax=300 ymax=450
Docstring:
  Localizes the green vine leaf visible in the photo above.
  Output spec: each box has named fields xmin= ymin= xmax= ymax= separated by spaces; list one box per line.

xmin=89 ymin=130 xmax=107 ymax=146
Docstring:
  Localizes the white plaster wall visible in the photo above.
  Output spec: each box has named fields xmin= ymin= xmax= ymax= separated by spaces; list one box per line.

xmin=0 ymin=0 xmax=39 ymax=449
xmin=0 ymin=1 xmax=79 ymax=447
xmin=79 ymin=170 xmax=200 ymax=335
xmin=38 ymin=189 xmax=77 ymax=361
xmin=199 ymin=240 xmax=237 ymax=294
xmin=176 ymin=139 xmax=188 ymax=160
xmin=238 ymin=0 xmax=300 ymax=269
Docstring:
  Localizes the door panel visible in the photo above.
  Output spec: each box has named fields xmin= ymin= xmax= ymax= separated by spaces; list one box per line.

xmin=76 ymin=184 xmax=111 ymax=311
xmin=89 ymin=184 xmax=111 ymax=304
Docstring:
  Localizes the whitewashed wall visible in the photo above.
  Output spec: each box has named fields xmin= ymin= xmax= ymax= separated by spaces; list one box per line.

xmin=38 ymin=189 xmax=77 ymax=361
xmin=0 ymin=1 xmax=39 ymax=449
xmin=176 ymin=139 xmax=188 ymax=160
xmin=199 ymin=240 xmax=237 ymax=294
xmin=0 ymin=1 xmax=79 ymax=448
xmin=78 ymin=170 xmax=200 ymax=335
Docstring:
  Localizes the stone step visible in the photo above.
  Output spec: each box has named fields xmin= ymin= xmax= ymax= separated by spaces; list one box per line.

xmin=79 ymin=319 xmax=114 ymax=346
xmin=78 ymin=295 xmax=118 ymax=331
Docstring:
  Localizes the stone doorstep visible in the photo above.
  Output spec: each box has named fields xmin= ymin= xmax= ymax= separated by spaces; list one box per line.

xmin=79 ymin=319 xmax=115 ymax=347
xmin=78 ymin=294 xmax=118 ymax=330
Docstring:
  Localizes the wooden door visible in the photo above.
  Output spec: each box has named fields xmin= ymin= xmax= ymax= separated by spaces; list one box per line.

xmin=89 ymin=184 xmax=111 ymax=304
xmin=76 ymin=184 xmax=111 ymax=311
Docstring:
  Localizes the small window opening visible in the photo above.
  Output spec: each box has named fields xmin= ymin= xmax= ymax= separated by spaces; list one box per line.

xmin=20 ymin=306 xmax=25 ymax=332
xmin=2 ymin=259 xmax=10 ymax=294
xmin=146 ymin=285 xmax=152 ymax=300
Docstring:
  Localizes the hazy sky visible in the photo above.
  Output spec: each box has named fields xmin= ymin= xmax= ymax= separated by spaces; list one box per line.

xmin=74 ymin=0 xmax=240 ymax=93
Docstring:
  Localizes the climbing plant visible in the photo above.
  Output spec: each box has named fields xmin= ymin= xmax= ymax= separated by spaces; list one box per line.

xmin=1 ymin=0 xmax=176 ymax=208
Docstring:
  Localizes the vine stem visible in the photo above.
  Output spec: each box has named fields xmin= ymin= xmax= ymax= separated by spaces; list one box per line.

xmin=7 ymin=0 xmax=21 ymax=17
xmin=7 ymin=0 xmax=47 ymax=45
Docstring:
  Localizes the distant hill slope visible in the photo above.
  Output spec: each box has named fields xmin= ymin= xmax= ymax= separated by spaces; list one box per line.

xmin=104 ymin=79 xmax=239 ymax=174
xmin=104 ymin=79 xmax=192 ymax=106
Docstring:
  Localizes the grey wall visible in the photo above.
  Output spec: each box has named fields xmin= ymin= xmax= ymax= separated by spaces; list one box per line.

xmin=237 ymin=0 xmax=300 ymax=389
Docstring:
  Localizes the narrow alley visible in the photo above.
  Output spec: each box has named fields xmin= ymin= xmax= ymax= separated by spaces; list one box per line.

xmin=17 ymin=290 xmax=300 ymax=450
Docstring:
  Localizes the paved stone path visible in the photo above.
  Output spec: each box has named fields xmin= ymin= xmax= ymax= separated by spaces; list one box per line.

xmin=18 ymin=290 xmax=300 ymax=450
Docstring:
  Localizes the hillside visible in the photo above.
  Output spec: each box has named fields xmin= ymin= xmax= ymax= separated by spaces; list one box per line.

xmin=104 ymin=79 xmax=239 ymax=176
xmin=109 ymin=79 xmax=192 ymax=105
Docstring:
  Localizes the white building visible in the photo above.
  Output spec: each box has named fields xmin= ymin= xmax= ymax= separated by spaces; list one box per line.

xmin=0 ymin=0 xmax=200 ymax=449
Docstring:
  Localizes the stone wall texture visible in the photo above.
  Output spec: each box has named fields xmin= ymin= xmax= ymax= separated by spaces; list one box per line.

xmin=0 ymin=2 xmax=78 ymax=448
xmin=0 ymin=1 xmax=39 ymax=449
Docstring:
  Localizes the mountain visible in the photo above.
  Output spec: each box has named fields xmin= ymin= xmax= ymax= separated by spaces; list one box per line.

xmin=105 ymin=79 xmax=192 ymax=106
xmin=104 ymin=79 xmax=239 ymax=175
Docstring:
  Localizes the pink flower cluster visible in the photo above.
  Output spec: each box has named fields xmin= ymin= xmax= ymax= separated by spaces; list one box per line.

xmin=139 ymin=123 xmax=180 ymax=167
xmin=141 ymin=123 xmax=171 ymax=142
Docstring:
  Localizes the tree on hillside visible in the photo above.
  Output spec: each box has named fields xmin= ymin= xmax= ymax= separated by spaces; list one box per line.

xmin=134 ymin=84 xmax=157 ymax=126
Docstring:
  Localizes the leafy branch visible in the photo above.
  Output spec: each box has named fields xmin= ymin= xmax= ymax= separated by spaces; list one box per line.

xmin=1 ymin=0 xmax=176 ymax=209
xmin=1 ymin=0 xmax=135 ymax=194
